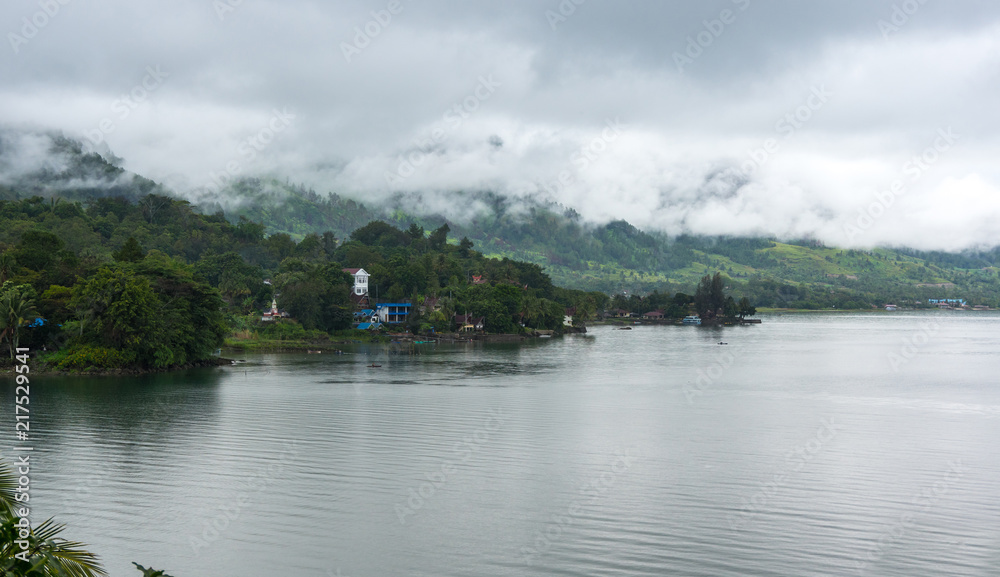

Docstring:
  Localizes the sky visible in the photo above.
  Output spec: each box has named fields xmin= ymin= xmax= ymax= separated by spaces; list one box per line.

xmin=1 ymin=0 xmax=998 ymax=250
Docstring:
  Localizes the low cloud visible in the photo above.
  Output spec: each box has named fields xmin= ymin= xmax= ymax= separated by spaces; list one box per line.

xmin=1 ymin=0 xmax=998 ymax=250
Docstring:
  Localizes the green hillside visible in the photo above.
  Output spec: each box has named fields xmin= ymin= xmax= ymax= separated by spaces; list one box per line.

xmin=209 ymin=180 xmax=998 ymax=308
xmin=3 ymin=129 xmax=999 ymax=309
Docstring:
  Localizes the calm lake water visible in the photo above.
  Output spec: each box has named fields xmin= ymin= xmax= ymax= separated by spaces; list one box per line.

xmin=4 ymin=312 xmax=1000 ymax=576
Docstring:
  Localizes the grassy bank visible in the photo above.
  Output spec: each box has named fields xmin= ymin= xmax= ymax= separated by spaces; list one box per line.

xmin=225 ymin=328 xmax=392 ymax=351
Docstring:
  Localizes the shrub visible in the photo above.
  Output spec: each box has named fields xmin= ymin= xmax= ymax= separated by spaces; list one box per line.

xmin=55 ymin=345 xmax=136 ymax=370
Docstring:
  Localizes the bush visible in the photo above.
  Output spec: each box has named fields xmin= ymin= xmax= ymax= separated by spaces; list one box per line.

xmin=54 ymin=345 xmax=136 ymax=370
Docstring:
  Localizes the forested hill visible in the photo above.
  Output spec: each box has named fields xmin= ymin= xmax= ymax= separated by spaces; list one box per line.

xmin=0 ymin=191 xmax=608 ymax=371
xmin=202 ymin=178 xmax=1000 ymax=309
xmin=3 ymin=128 xmax=1000 ymax=309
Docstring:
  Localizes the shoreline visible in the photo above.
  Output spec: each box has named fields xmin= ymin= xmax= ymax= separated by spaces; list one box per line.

xmin=19 ymin=329 xmax=589 ymax=374
xmin=19 ymin=356 xmax=233 ymax=377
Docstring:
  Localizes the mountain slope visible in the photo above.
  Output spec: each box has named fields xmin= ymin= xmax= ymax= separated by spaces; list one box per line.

xmin=3 ymin=129 xmax=998 ymax=308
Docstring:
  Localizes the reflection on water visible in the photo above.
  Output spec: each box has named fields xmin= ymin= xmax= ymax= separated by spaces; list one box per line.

xmin=2 ymin=313 xmax=999 ymax=577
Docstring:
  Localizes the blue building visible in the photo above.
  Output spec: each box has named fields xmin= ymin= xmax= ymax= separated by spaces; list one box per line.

xmin=375 ymin=303 xmax=411 ymax=324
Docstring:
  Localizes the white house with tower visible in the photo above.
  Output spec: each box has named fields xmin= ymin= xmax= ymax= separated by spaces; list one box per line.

xmin=342 ymin=268 xmax=370 ymax=296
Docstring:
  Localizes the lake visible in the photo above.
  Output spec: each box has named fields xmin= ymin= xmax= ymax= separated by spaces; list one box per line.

xmin=5 ymin=312 xmax=1000 ymax=576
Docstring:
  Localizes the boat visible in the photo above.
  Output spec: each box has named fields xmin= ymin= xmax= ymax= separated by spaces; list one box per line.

xmin=682 ymin=315 xmax=702 ymax=326
xmin=617 ymin=326 xmax=632 ymax=330
xmin=368 ymin=363 xmax=382 ymax=368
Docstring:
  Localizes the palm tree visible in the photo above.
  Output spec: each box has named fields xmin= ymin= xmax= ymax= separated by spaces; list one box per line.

xmin=519 ymin=294 xmax=542 ymax=328
xmin=0 ymin=461 xmax=107 ymax=576
xmin=0 ymin=289 xmax=39 ymax=359
xmin=0 ymin=254 xmax=14 ymax=286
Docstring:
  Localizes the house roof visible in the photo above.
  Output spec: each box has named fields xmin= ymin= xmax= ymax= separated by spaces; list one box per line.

xmin=342 ymin=268 xmax=367 ymax=275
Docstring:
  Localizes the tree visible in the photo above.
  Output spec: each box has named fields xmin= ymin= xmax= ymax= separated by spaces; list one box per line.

xmin=723 ymin=295 xmax=738 ymax=318
xmin=321 ymin=231 xmax=338 ymax=257
xmin=737 ymin=297 xmax=757 ymax=319
xmin=406 ymin=223 xmax=424 ymax=241
xmin=711 ymin=273 xmax=725 ymax=312
xmin=694 ymin=272 xmax=726 ymax=318
xmin=694 ymin=274 xmax=713 ymax=317
xmin=69 ymin=256 xmax=227 ymax=369
xmin=70 ymin=267 xmax=160 ymax=363
xmin=0 ymin=283 xmax=39 ymax=359
xmin=458 ymin=236 xmax=474 ymax=257
xmin=428 ymin=223 xmax=450 ymax=250
xmin=0 ymin=461 xmax=107 ymax=576
xmin=13 ymin=231 xmax=63 ymax=272
xmin=573 ymin=297 xmax=596 ymax=325
xmin=194 ymin=252 xmax=269 ymax=311
xmin=234 ymin=216 xmax=266 ymax=243
xmin=138 ymin=194 xmax=169 ymax=224
xmin=293 ymin=233 xmax=324 ymax=261
xmin=113 ymin=237 xmax=146 ymax=262
xmin=274 ymin=260 xmax=353 ymax=331
xmin=0 ymin=253 xmax=14 ymax=285
xmin=350 ymin=221 xmax=409 ymax=247
xmin=519 ymin=294 xmax=542 ymax=328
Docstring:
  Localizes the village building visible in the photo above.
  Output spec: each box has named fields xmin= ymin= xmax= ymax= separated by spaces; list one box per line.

xmin=454 ymin=313 xmax=485 ymax=332
xmin=343 ymin=268 xmax=371 ymax=308
xmin=261 ymin=298 xmax=290 ymax=322
xmin=375 ymin=303 xmax=411 ymax=324
xmin=342 ymin=268 xmax=370 ymax=296
xmin=422 ymin=297 xmax=440 ymax=314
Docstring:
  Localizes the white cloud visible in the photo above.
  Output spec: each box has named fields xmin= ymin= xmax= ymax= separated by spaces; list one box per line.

xmin=1 ymin=0 xmax=998 ymax=249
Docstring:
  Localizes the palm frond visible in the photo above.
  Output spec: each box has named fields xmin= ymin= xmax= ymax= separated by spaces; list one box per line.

xmin=28 ymin=519 xmax=108 ymax=577
xmin=0 ymin=462 xmax=20 ymax=517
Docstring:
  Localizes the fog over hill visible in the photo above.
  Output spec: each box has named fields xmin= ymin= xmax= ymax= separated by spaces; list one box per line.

xmin=2 ymin=0 xmax=999 ymax=250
